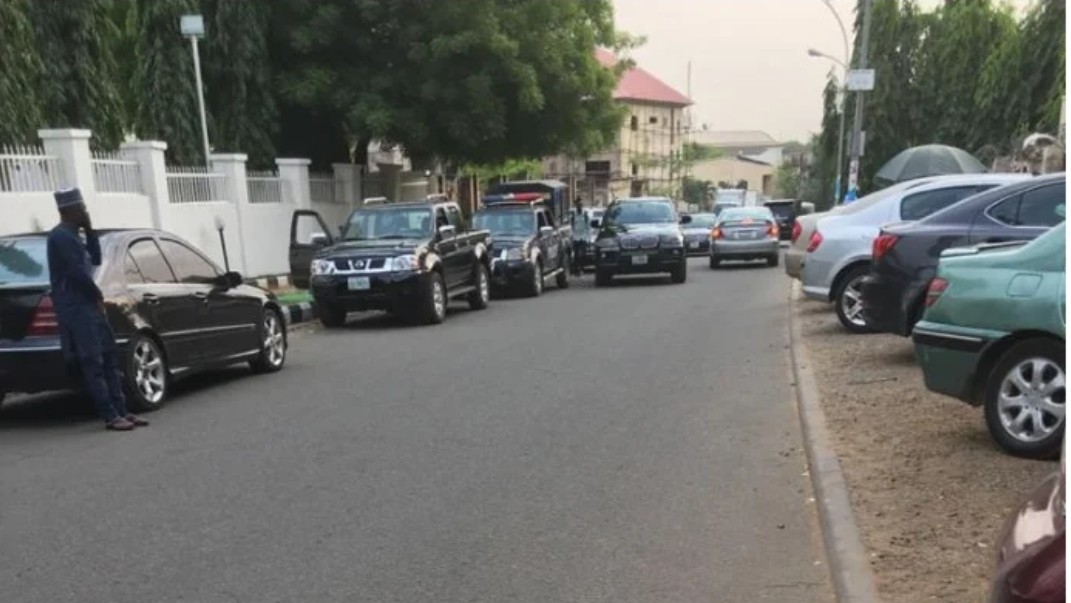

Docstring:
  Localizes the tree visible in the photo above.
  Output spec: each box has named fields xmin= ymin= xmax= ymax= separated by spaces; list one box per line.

xmin=131 ymin=0 xmax=204 ymax=164
xmin=681 ymin=176 xmax=712 ymax=206
xmin=774 ymin=163 xmax=802 ymax=199
xmin=202 ymin=0 xmax=277 ymax=167
xmin=29 ymin=0 xmax=127 ymax=149
xmin=0 ymin=0 xmax=45 ymax=144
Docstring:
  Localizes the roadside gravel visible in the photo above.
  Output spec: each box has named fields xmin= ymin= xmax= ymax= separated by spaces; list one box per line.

xmin=793 ymin=293 xmax=1055 ymax=603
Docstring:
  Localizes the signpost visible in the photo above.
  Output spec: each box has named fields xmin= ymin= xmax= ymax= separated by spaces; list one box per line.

xmin=846 ymin=69 xmax=876 ymax=92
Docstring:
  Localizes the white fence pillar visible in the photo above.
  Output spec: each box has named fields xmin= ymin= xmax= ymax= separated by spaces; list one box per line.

xmin=276 ymin=158 xmax=311 ymax=210
xmin=210 ymin=153 xmax=250 ymax=274
xmin=38 ymin=128 xmax=94 ymax=197
xmin=120 ymin=140 xmax=169 ymax=228
xmin=332 ymin=162 xmax=360 ymax=206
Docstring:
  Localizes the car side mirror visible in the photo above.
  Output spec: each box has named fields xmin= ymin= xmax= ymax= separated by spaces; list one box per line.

xmin=539 ymin=226 xmax=554 ymax=236
xmin=680 ymin=214 xmax=693 ymax=225
xmin=438 ymin=224 xmax=456 ymax=239
xmin=310 ymin=232 xmax=329 ymax=247
xmin=217 ymin=271 xmax=243 ymax=289
xmin=590 ymin=219 xmax=601 ymax=228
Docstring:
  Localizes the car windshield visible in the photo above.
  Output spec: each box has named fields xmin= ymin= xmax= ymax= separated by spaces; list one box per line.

xmin=0 ymin=238 xmax=49 ymax=286
xmin=719 ymin=208 xmax=774 ymax=224
xmin=686 ymin=214 xmax=717 ymax=228
xmin=343 ymin=207 xmax=433 ymax=240
xmin=604 ymin=201 xmax=676 ymax=225
xmin=473 ymin=210 xmax=535 ymax=237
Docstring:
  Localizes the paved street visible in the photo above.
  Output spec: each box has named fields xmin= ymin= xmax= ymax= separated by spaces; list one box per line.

xmin=0 ymin=257 xmax=830 ymax=603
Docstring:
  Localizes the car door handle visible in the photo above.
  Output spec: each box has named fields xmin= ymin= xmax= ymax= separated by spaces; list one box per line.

xmin=142 ymin=293 xmax=160 ymax=305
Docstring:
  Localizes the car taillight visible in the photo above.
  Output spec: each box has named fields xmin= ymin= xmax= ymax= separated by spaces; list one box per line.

xmin=806 ymin=230 xmax=823 ymax=252
xmin=710 ymin=227 xmax=723 ymax=239
xmin=27 ymin=295 xmax=58 ymax=336
xmin=791 ymin=220 xmax=802 ymax=243
xmin=767 ymin=222 xmax=779 ymax=238
xmin=872 ymin=233 xmax=900 ymax=262
xmin=924 ymin=278 xmax=949 ymax=308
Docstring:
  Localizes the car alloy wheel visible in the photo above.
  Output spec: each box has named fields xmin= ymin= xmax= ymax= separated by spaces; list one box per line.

xmin=125 ymin=335 xmax=167 ymax=411
xmin=432 ymin=277 xmax=446 ymax=321
xmin=997 ymin=357 xmax=1065 ymax=444
xmin=529 ymin=262 xmax=543 ymax=297
xmin=834 ymin=266 xmax=876 ymax=334
xmin=252 ymin=309 xmax=287 ymax=373
xmin=468 ymin=264 xmax=490 ymax=310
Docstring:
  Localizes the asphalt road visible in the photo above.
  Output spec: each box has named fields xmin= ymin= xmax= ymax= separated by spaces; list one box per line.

xmin=0 ymin=256 xmax=831 ymax=603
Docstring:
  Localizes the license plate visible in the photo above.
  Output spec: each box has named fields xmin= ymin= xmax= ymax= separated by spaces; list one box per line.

xmin=631 ymin=254 xmax=648 ymax=265
xmin=347 ymin=276 xmax=370 ymax=291
xmin=689 ymin=241 xmax=700 ymax=249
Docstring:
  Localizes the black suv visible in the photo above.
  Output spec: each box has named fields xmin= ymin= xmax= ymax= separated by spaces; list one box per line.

xmin=289 ymin=200 xmax=492 ymax=327
xmin=592 ymin=197 xmax=691 ymax=286
xmin=473 ymin=195 xmax=572 ymax=296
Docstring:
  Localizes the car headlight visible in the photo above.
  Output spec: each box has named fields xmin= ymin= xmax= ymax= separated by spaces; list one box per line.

xmin=311 ymin=258 xmax=335 ymax=275
xmin=660 ymin=234 xmax=685 ymax=248
xmin=595 ymin=238 xmax=619 ymax=250
xmin=505 ymin=247 xmax=524 ymax=260
xmin=390 ymin=254 xmax=420 ymax=272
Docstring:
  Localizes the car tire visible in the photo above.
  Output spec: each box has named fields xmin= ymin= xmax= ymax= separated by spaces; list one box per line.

xmin=833 ymin=266 xmax=876 ymax=334
xmin=709 ymin=257 xmax=720 ymax=269
xmin=670 ymin=259 xmax=687 ymax=284
xmin=525 ymin=261 xmax=544 ymax=297
xmin=467 ymin=264 xmax=490 ymax=311
xmin=984 ymin=339 xmax=1065 ymax=459
xmin=767 ymin=253 xmax=779 ymax=267
xmin=250 ymin=308 xmax=287 ymax=374
xmin=556 ymin=254 xmax=570 ymax=289
xmin=318 ymin=302 xmax=347 ymax=328
xmin=123 ymin=333 xmax=168 ymax=412
xmin=417 ymin=272 xmax=447 ymax=325
xmin=595 ymin=269 xmax=613 ymax=287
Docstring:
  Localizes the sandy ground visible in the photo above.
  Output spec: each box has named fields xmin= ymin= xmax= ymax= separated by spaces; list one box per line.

xmin=793 ymin=293 xmax=1056 ymax=603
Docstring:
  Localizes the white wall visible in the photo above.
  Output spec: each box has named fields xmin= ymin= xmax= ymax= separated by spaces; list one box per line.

xmin=238 ymin=202 xmax=295 ymax=278
xmin=310 ymin=201 xmax=352 ymax=234
xmin=0 ymin=192 xmax=153 ymax=235
xmin=163 ymin=202 xmax=242 ymax=272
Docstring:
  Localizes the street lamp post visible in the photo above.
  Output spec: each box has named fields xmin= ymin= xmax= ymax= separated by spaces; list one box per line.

xmin=848 ymin=0 xmax=874 ymax=199
xmin=180 ymin=15 xmax=211 ymax=168
xmin=809 ymin=48 xmax=848 ymax=205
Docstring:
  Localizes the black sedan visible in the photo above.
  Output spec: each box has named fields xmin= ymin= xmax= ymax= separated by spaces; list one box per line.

xmin=0 ymin=229 xmax=287 ymax=411
xmin=861 ymin=174 xmax=1065 ymax=336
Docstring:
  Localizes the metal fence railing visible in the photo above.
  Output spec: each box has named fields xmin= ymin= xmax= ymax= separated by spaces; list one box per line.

xmin=0 ymin=144 xmax=63 ymax=193
xmin=309 ymin=174 xmax=338 ymax=203
xmin=247 ymin=170 xmax=288 ymax=204
xmin=165 ymin=165 xmax=227 ymax=203
xmin=92 ymin=150 xmax=143 ymax=194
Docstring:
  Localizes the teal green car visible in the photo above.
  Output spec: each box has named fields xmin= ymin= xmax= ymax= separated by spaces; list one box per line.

xmin=912 ymin=223 xmax=1065 ymax=459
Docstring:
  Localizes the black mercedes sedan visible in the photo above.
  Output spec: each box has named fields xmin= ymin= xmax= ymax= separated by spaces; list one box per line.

xmin=0 ymin=229 xmax=287 ymax=411
xmin=861 ymin=174 xmax=1065 ymax=336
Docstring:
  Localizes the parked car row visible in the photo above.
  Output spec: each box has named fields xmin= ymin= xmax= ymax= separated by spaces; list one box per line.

xmin=788 ymin=172 xmax=1066 ymax=458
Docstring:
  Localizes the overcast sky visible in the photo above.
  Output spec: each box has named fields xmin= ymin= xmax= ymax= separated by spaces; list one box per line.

xmin=612 ymin=0 xmax=1036 ymax=143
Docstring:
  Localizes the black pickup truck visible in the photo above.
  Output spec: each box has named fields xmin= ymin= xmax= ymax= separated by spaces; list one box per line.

xmin=472 ymin=194 xmax=572 ymax=296
xmin=288 ymin=200 xmax=492 ymax=327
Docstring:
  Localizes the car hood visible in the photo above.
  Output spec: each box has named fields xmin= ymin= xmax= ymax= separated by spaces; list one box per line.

xmin=602 ymin=223 xmax=681 ymax=236
xmin=488 ymin=235 xmax=531 ymax=249
xmin=320 ymin=239 xmax=427 ymax=258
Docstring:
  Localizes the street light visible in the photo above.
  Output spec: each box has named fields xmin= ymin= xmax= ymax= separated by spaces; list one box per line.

xmin=808 ymin=47 xmax=848 ymax=205
xmin=180 ymin=15 xmax=211 ymax=167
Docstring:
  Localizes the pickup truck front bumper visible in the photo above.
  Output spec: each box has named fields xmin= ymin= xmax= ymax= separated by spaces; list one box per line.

xmin=311 ymin=271 xmax=430 ymax=312
xmin=490 ymin=259 xmax=536 ymax=289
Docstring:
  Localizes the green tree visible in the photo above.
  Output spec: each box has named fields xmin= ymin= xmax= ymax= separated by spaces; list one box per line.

xmin=681 ymin=176 xmax=712 ymax=206
xmin=0 ymin=0 xmax=45 ymax=144
xmin=774 ymin=163 xmax=802 ymax=199
xmin=30 ymin=0 xmax=127 ymax=149
xmin=202 ymin=0 xmax=277 ymax=167
xmin=131 ymin=0 xmax=204 ymax=164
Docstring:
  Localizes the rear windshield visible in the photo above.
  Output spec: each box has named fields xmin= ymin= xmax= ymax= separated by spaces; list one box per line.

xmin=719 ymin=208 xmax=774 ymax=223
xmin=0 ymin=238 xmax=49 ymax=285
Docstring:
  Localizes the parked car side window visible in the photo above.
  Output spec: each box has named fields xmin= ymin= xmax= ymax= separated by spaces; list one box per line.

xmin=435 ymin=208 xmax=450 ymax=231
xmin=900 ymin=186 xmax=988 ymax=221
xmin=987 ymin=195 xmax=1022 ymax=225
xmin=123 ymin=252 xmax=145 ymax=284
xmin=159 ymin=240 xmax=219 ymax=285
xmin=446 ymin=206 xmax=465 ymax=231
xmin=127 ymin=239 xmax=176 ymax=284
xmin=537 ymin=211 xmax=551 ymax=229
xmin=1017 ymin=183 xmax=1066 ymax=227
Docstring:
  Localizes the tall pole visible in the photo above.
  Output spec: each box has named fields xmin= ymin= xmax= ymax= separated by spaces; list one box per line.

xmin=847 ymin=0 xmax=874 ymax=199
xmin=190 ymin=35 xmax=211 ymax=168
xmin=821 ymin=0 xmax=851 ymax=203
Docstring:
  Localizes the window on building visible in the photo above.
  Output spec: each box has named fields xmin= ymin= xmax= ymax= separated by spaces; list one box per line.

xmin=630 ymin=116 xmax=638 ymax=131
xmin=648 ymin=116 xmax=658 ymax=125
xmin=631 ymin=163 xmax=638 ymax=176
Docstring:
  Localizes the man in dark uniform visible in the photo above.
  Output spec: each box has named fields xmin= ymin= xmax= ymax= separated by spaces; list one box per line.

xmin=48 ymin=188 xmax=148 ymax=431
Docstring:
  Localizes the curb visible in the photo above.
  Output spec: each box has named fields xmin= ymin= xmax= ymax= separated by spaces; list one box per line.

xmin=281 ymin=301 xmax=316 ymax=328
xmin=788 ymin=284 xmax=882 ymax=603
xmin=250 ymin=274 xmax=292 ymax=291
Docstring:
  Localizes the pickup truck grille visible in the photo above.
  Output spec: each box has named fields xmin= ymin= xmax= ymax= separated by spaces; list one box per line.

xmin=333 ymin=258 xmax=387 ymax=271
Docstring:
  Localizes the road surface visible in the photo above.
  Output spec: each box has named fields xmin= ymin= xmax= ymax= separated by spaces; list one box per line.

xmin=1 ymin=257 xmax=832 ymax=602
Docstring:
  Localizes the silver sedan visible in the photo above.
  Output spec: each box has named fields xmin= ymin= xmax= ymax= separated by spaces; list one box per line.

xmin=709 ymin=206 xmax=781 ymax=268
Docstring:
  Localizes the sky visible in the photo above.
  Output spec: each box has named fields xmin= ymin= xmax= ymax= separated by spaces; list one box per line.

xmin=611 ymin=0 xmax=1036 ymax=143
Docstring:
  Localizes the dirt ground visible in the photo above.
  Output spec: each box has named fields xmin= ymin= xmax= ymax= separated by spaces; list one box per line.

xmin=793 ymin=293 xmax=1056 ymax=603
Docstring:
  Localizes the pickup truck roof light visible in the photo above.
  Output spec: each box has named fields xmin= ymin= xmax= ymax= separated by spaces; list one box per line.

xmin=482 ymin=192 xmax=546 ymax=205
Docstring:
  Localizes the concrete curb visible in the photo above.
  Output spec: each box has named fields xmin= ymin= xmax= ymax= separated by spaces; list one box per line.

xmin=788 ymin=284 xmax=882 ymax=603
xmin=281 ymin=301 xmax=316 ymax=328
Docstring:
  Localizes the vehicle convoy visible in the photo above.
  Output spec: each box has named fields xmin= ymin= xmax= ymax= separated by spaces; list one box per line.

xmin=863 ymin=173 xmax=1066 ymax=337
xmin=709 ymin=206 xmax=782 ymax=268
xmin=0 ymin=230 xmax=286 ymax=410
xmin=680 ymin=212 xmax=717 ymax=255
xmin=472 ymin=193 xmax=571 ymax=296
xmin=912 ymin=223 xmax=1066 ymax=459
xmin=592 ymin=197 xmax=691 ymax=286
xmin=800 ymin=173 xmax=1029 ymax=333
xmin=291 ymin=199 xmax=492 ymax=327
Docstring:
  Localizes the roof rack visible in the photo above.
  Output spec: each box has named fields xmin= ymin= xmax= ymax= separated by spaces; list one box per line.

xmin=362 ymin=197 xmax=389 ymax=205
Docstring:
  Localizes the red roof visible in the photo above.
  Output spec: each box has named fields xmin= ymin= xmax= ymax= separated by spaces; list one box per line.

xmin=595 ymin=48 xmax=692 ymax=107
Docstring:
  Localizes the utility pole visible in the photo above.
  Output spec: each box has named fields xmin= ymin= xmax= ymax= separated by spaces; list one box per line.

xmin=847 ymin=0 xmax=873 ymax=200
